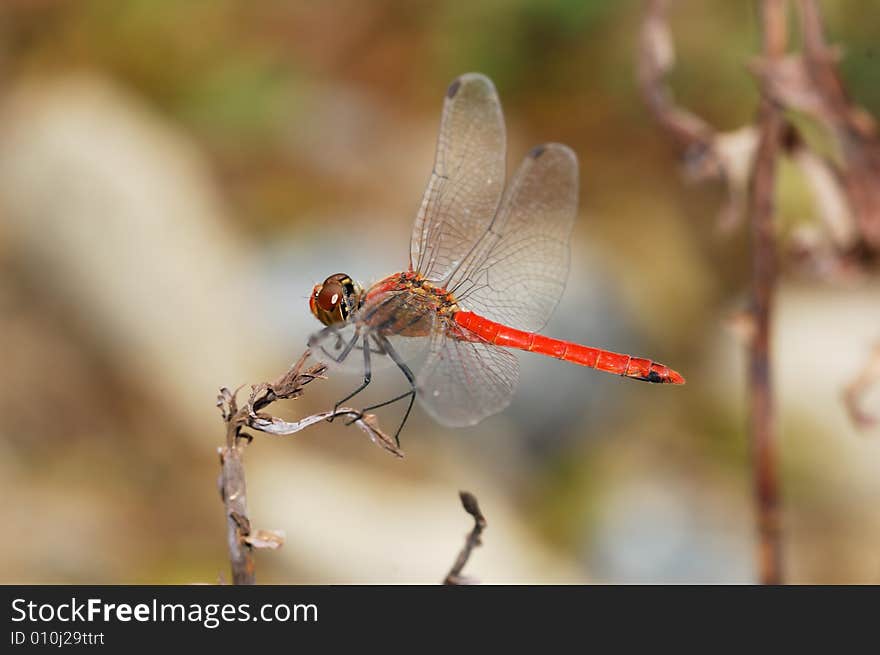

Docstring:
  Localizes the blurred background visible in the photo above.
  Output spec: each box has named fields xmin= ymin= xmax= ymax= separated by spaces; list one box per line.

xmin=1 ymin=0 xmax=878 ymax=584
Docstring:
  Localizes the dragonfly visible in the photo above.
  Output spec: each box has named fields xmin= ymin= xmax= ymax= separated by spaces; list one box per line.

xmin=308 ymin=73 xmax=684 ymax=444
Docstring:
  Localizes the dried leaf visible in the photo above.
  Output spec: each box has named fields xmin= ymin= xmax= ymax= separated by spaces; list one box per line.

xmin=751 ymin=54 xmax=834 ymax=122
xmin=711 ymin=126 xmax=760 ymax=231
xmin=244 ymin=529 xmax=286 ymax=550
xmin=724 ymin=309 xmax=757 ymax=345
xmin=357 ymin=412 xmax=404 ymax=458
xmin=791 ymin=146 xmax=857 ymax=249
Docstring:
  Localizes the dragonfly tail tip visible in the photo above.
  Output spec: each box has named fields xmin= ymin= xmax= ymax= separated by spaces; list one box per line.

xmin=636 ymin=364 xmax=685 ymax=385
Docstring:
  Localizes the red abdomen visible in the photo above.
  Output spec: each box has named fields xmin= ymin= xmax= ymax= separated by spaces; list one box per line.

xmin=454 ymin=311 xmax=685 ymax=384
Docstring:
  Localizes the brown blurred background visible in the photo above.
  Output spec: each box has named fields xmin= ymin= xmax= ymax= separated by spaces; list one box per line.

xmin=0 ymin=0 xmax=878 ymax=584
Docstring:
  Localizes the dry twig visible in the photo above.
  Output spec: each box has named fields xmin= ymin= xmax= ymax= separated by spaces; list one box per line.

xmin=638 ymin=0 xmax=759 ymax=232
xmin=639 ymin=0 xmax=787 ymax=586
xmin=443 ymin=491 xmax=487 ymax=585
xmin=747 ymin=0 xmax=787 ymax=586
xmin=216 ymin=349 xmax=402 ymax=584
xmin=795 ymin=0 xmax=880 ymax=252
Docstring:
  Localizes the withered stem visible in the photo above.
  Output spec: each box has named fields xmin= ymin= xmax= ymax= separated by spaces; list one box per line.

xmin=444 ymin=491 xmax=487 ymax=585
xmin=747 ymin=0 xmax=787 ymax=585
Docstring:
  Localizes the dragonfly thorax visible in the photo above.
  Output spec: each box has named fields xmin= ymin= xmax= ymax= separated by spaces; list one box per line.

xmin=310 ymin=273 xmax=364 ymax=326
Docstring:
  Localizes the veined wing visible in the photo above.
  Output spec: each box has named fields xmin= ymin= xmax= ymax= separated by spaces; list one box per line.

xmin=447 ymin=143 xmax=578 ymax=333
xmin=416 ymin=318 xmax=518 ymax=427
xmin=410 ymin=73 xmax=507 ymax=284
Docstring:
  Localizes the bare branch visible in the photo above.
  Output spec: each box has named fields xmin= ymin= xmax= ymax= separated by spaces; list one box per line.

xmin=747 ymin=0 xmax=788 ymax=587
xmin=798 ymin=0 xmax=880 ymax=255
xmin=638 ymin=0 xmax=717 ymax=167
xmin=638 ymin=0 xmax=760 ymax=232
xmin=218 ymin=438 xmax=255 ymax=584
xmin=247 ymin=406 xmax=403 ymax=458
xmin=798 ymin=0 xmax=876 ymax=136
xmin=443 ymin=491 xmax=487 ymax=585
xmin=217 ymin=349 xmax=402 ymax=584
xmin=752 ymin=0 xmax=880 ymax=255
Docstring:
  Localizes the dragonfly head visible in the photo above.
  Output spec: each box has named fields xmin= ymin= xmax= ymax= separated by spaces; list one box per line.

xmin=310 ymin=273 xmax=364 ymax=326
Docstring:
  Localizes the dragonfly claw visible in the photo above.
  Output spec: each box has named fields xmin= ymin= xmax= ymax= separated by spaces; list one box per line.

xmin=327 ymin=402 xmax=343 ymax=423
xmin=343 ymin=411 xmax=364 ymax=426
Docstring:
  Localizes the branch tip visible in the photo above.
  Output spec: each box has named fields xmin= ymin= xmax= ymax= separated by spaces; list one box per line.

xmin=444 ymin=491 xmax=488 ymax=585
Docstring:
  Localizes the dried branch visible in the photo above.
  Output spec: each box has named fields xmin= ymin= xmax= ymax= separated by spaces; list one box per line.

xmin=443 ymin=491 xmax=487 ymax=585
xmin=747 ymin=0 xmax=788 ymax=587
xmin=216 ymin=349 xmax=402 ymax=584
xmin=244 ymin=371 xmax=403 ymax=458
xmin=638 ymin=0 xmax=791 ymax=584
xmin=752 ymin=0 xmax=880 ymax=258
xmin=217 ymin=432 xmax=255 ymax=585
xmin=797 ymin=0 xmax=880 ymax=253
xmin=638 ymin=0 xmax=759 ymax=232
xmin=638 ymin=0 xmax=717 ymax=165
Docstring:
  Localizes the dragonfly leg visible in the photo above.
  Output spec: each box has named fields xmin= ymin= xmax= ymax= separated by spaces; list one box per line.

xmin=309 ymin=325 xmax=362 ymax=366
xmin=347 ymin=334 xmax=416 ymax=447
xmin=332 ymin=333 xmax=373 ymax=419
xmin=311 ymin=327 xmax=362 ymax=424
xmin=307 ymin=325 xmax=338 ymax=360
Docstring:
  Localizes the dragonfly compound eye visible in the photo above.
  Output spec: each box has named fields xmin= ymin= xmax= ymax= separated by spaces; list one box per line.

xmin=310 ymin=273 xmax=362 ymax=326
xmin=316 ymin=282 xmax=343 ymax=312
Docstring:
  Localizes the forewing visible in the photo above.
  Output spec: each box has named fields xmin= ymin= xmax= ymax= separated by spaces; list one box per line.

xmin=416 ymin=320 xmax=519 ymax=427
xmin=410 ymin=73 xmax=507 ymax=283
xmin=449 ymin=143 xmax=579 ymax=333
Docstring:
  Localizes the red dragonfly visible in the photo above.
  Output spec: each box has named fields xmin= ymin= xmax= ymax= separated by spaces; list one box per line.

xmin=308 ymin=73 xmax=684 ymax=442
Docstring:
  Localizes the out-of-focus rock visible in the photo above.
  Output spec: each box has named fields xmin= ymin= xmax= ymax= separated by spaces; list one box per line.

xmin=0 ymin=74 xmax=275 ymax=435
xmin=250 ymin=449 xmax=584 ymax=584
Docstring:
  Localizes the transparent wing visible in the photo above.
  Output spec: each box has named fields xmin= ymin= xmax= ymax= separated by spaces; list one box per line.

xmin=308 ymin=321 xmax=394 ymax=374
xmin=410 ymin=73 xmax=507 ymax=284
xmin=448 ymin=143 xmax=579 ymax=333
xmin=416 ymin=319 xmax=519 ymax=427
